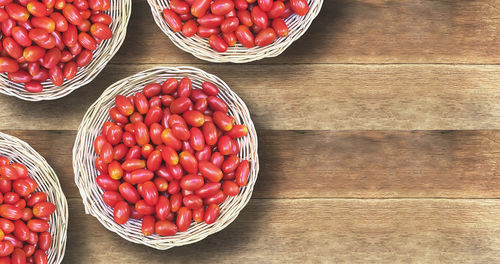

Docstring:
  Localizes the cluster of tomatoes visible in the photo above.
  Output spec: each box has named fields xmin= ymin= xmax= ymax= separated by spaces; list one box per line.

xmin=0 ymin=157 xmax=55 ymax=264
xmin=94 ymin=77 xmax=251 ymax=236
xmin=162 ymin=0 xmax=310 ymax=52
xmin=0 ymin=0 xmax=113 ymax=93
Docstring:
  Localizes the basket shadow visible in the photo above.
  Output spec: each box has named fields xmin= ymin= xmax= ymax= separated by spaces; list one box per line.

xmin=258 ymin=0 xmax=482 ymax=64
xmin=161 ymin=199 xmax=269 ymax=257
xmin=259 ymin=0 xmax=348 ymax=64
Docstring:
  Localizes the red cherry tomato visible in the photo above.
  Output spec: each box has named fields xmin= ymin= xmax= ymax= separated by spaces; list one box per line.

xmin=31 ymin=17 xmax=56 ymax=33
xmin=27 ymin=219 xmax=49 ymax=232
xmin=204 ymin=190 xmax=226 ymax=204
xmin=183 ymin=195 xmax=203 ymax=209
xmin=141 ymin=215 xmax=155 ymax=236
xmin=211 ymin=0 xmax=234 ymax=15
xmin=162 ymin=9 xmax=182 ymax=32
xmin=27 ymin=193 xmax=47 ymax=207
xmin=192 ymin=207 xmax=204 ymax=222
xmin=235 ymin=160 xmax=250 ymax=186
xmin=113 ymin=201 xmax=130 ymax=225
xmin=220 ymin=17 xmax=239 ymax=33
xmin=78 ymin=32 xmax=97 ymax=50
xmin=141 ymin=181 xmax=158 ymax=206
xmin=62 ymin=4 xmax=83 ymax=25
xmin=155 ymin=220 xmax=177 ymax=236
xmin=197 ymin=26 xmax=220 ymax=38
xmin=222 ymin=180 xmax=240 ymax=196
xmin=170 ymin=0 xmax=189 ymax=15
xmin=51 ymin=12 xmax=68 ymax=32
xmin=76 ymin=49 xmax=92 ymax=67
xmin=155 ymin=195 xmax=170 ymax=220
xmin=190 ymin=0 xmax=210 ymax=17
xmin=102 ymin=191 xmax=123 ymax=207
xmin=251 ymin=6 xmax=268 ymax=29
xmin=11 ymin=26 xmax=31 ymax=47
xmin=176 ymin=207 xmax=192 ymax=232
xmin=119 ymin=182 xmax=140 ymax=204
xmin=6 ymin=4 xmax=29 ymax=22
xmin=32 ymin=202 xmax=55 ymax=218
xmin=63 ymin=61 xmax=78 ymax=80
xmin=203 ymin=203 xmax=220 ymax=224
xmin=0 ymin=57 xmax=19 ymax=72
xmin=37 ymin=232 xmax=51 ymax=251
xmin=90 ymin=22 xmax=112 ymax=39
xmin=0 ymin=205 xmax=22 ymax=220
xmin=290 ymin=0 xmax=309 ymax=16
xmin=208 ymin=34 xmax=228 ymax=52
xmin=255 ymin=27 xmax=277 ymax=47
xmin=180 ymin=174 xmax=204 ymax=191
xmin=13 ymin=220 xmax=29 ymax=241
xmin=235 ymin=25 xmax=255 ymax=48
xmin=0 ymin=241 xmax=14 ymax=257
xmin=0 ymin=166 xmax=18 ymax=181
xmin=199 ymin=161 xmax=223 ymax=182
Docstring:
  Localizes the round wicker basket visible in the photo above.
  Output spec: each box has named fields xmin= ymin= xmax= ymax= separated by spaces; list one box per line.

xmin=73 ymin=66 xmax=259 ymax=250
xmin=147 ymin=0 xmax=323 ymax=63
xmin=0 ymin=132 xmax=68 ymax=263
xmin=0 ymin=0 xmax=132 ymax=101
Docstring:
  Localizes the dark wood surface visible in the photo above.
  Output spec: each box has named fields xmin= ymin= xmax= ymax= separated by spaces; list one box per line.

xmin=1 ymin=0 xmax=500 ymax=263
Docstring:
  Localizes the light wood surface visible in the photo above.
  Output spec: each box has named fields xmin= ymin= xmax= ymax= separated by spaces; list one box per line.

xmin=9 ymin=130 xmax=500 ymax=199
xmin=121 ymin=0 xmax=500 ymax=64
xmin=1 ymin=0 xmax=500 ymax=263
xmin=1 ymin=65 xmax=500 ymax=130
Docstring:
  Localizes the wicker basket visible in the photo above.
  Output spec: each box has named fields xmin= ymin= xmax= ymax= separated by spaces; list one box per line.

xmin=0 ymin=0 xmax=132 ymax=101
xmin=73 ymin=66 xmax=259 ymax=250
xmin=0 ymin=132 xmax=68 ymax=263
xmin=147 ymin=0 xmax=323 ymax=63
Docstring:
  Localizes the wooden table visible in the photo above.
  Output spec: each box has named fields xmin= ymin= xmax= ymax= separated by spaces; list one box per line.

xmin=0 ymin=0 xmax=499 ymax=262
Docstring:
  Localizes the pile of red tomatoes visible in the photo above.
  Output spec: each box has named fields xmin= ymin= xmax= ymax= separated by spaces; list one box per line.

xmin=0 ymin=157 xmax=56 ymax=264
xmin=162 ymin=0 xmax=310 ymax=52
xmin=94 ymin=77 xmax=251 ymax=236
xmin=0 ymin=0 xmax=113 ymax=93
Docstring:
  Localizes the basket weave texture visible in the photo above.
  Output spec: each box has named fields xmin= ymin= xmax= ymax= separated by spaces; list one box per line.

xmin=73 ymin=66 xmax=259 ymax=250
xmin=147 ymin=0 xmax=324 ymax=63
xmin=0 ymin=132 xmax=68 ymax=263
xmin=0 ymin=0 xmax=132 ymax=101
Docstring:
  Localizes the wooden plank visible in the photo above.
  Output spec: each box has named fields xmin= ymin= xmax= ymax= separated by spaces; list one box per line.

xmin=0 ymin=64 xmax=499 ymax=130
xmin=63 ymin=198 xmax=500 ymax=263
xmin=6 ymin=129 xmax=500 ymax=199
xmin=119 ymin=0 xmax=500 ymax=64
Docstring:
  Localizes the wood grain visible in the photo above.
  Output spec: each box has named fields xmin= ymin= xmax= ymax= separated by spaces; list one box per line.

xmin=0 ymin=0 xmax=498 ymax=262
xmin=120 ymin=0 xmax=500 ymax=64
xmin=7 ymin=129 xmax=500 ymax=199
xmin=64 ymin=198 xmax=500 ymax=264
xmin=0 ymin=64 xmax=499 ymax=130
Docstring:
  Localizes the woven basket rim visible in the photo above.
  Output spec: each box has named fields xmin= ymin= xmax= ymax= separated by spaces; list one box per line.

xmin=73 ymin=66 xmax=259 ymax=250
xmin=147 ymin=0 xmax=324 ymax=63
xmin=0 ymin=0 xmax=132 ymax=101
xmin=0 ymin=131 xmax=68 ymax=263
